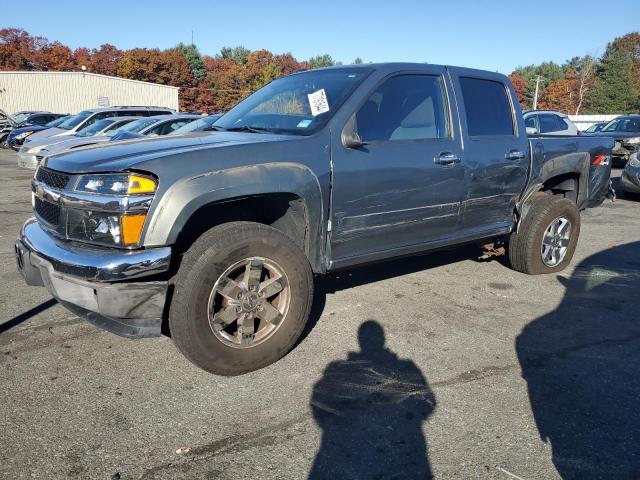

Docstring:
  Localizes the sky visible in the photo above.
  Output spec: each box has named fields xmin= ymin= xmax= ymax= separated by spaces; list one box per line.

xmin=2 ymin=0 xmax=639 ymax=74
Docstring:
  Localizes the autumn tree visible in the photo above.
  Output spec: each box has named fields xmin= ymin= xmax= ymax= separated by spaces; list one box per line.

xmin=0 ymin=28 xmax=47 ymax=70
xmin=90 ymin=44 xmax=122 ymax=76
xmin=508 ymin=74 xmax=528 ymax=108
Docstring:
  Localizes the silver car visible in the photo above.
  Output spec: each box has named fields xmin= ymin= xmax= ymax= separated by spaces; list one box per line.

xmin=17 ymin=116 xmax=139 ymax=169
xmin=523 ymin=110 xmax=580 ymax=136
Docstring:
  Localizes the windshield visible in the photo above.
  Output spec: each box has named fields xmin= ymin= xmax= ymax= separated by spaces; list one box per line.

xmin=13 ymin=113 xmax=30 ymax=124
xmin=214 ymin=68 xmax=372 ymax=135
xmin=169 ymin=115 xmax=219 ymax=135
xmin=112 ymin=118 xmax=157 ymax=134
xmin=75 ymin=119 xmax=114 ymax=137
xmin=46 ymin=116 xmax=68 ymax=127
xmin=602 ymin=117 xmax=640 ymax=133
xmin=57 ymin=111 xmax=92 ymax=130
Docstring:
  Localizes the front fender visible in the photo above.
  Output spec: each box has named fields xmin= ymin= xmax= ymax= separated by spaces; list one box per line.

xmin=143 ymin=162 xmax=325 ymax=271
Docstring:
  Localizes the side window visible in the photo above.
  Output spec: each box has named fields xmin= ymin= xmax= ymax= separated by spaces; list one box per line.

xmin=120 ymin=111 xmax=147 ymax=118
xmin=539 ymin=114 xmax=564 ymax=133
xmin=525 ymin=115 xmax=538 ymax=132
xmin=459 ymin=77 xmax=514 ymax=136
xmin=31 ymin=115 xmax=49 ymax=125
xmin=356 ymin=74 xmax=449 ymax=142
xmin=145 ymin=124 xmax=164 ymax=136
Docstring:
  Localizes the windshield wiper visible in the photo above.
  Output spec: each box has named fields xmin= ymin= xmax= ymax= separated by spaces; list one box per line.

xmin=203 ymin=125 xmax=227 ymax=131
xmin=224 ymin=125 xmax=273 ymax=133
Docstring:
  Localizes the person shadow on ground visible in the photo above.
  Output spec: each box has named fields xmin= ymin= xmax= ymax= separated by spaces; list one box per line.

xmin=309 ymin=320 xmax=436 ymax=480
xmin=516 ymin=241 xmax=640 ymax=479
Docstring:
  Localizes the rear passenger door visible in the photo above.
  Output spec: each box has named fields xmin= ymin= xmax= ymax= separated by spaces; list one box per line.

xmin=448 ymin=69 xmax=530 ymax=234
xmin=330 ymin=69 xmax=465 ymax=262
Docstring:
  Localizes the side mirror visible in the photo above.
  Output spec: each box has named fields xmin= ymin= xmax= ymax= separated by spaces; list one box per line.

xmin=526 ymin=127 xmax=537 ymax=135
xmin=341 ymin=113 xmax=366 ymax=149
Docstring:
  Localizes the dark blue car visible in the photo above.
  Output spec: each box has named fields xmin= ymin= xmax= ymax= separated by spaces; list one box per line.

xmin=5 ymin=113 xmax=69 ymax=150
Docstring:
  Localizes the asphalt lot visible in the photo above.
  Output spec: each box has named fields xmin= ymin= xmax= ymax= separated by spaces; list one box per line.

xmin=1 ymin=148 xmax=639 ymax=480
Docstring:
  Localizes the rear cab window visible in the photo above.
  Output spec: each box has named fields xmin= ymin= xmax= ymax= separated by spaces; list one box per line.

xmin=459 ymin=77 xmax=514 ymax=136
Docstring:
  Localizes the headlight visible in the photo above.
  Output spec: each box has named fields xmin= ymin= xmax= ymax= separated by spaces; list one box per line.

xmin=66 ymin=210 xmax=147 ymax=246
xmin=15 ymin=131 xmax=34 ymax=140
xmin=74 ymin=173 xmax=156 ymax=195
xmin=624 ymin=137 xmax=640 ymax=145
xmin=27 ymin=145 xmax=44 ymax=154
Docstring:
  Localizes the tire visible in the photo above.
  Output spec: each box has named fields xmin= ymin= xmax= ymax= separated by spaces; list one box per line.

xmin=508 ymin=194 xmax=580 ymax=275
xmin=169 ymin=221 xmax=314 ymax=376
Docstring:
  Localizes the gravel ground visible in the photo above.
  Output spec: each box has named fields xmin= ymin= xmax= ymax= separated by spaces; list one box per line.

xmin=1 ymin=149 xmax=639 ymax=480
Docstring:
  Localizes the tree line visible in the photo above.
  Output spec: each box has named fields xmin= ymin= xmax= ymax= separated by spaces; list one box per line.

xmin=508 ymin=32 xmax=639 ymax=114
xmin=0 ymin=28 xmax=350 ymax=112
xmin=1 ymin=27 xmax=638 ymax=114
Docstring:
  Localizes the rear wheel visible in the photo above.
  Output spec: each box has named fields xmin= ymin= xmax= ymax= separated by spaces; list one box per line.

xmin=169 ymin=221 xmax=314 ymax=376
xmin=508 ymin=194 xmax=580 ymax=274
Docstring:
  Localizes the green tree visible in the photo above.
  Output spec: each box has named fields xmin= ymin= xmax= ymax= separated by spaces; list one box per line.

xmin=175 ymin=43 xmax=207 ymax=81
xmin=309 ymin=54 xmax=335 ymax=68
xmin=353 ymin=57 xmax=363 ymax=64
xmin=220 ymin=46 xmax=250 ymax=65
xmin=586 ymin=49 xmax=638 ymax=113
xmin=513 ymin=62 xmax=564 ymax=107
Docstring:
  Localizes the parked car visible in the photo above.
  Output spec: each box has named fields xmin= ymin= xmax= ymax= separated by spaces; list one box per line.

xmin=168 ymin=114 xmax=223 ymax=135
xmin=17 ymin=116 xmax=142 ymax=169
xmin=583 ymin=121 xmax=607 ymax=134
xmin=1 ymin=112 xmax=67 ymax=147
xmin=0 ymin=109 xmax=17 ymax=146
xmin=23 ymin=106 xmax=176 ymax=144
xmin=28 ymin=116 xmax=143 ymax=161
xmin=523 ymin=110 xmax=580 ymax=136
xmin=15 ymin=63 xmax=613 ymax=376
xmin=109 ymin=114 xmax=201 ymax=141
xmin=619 ymin=153 xmax=640 ymax=196
xmin=594 ymin=115 xmax=640 ymax=165
xmin=5 ymin=115 xmax=70 ymax=150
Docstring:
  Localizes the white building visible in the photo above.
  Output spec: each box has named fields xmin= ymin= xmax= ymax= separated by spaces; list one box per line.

xmin=0 ymin=71 xmax=179 ymax=115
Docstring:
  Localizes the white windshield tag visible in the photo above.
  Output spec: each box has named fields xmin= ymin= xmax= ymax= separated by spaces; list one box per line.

xmin=308 ymin=89 xmax=330 ymax=117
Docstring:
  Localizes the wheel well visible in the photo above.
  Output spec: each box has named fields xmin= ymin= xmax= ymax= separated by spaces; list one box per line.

xmin=541 ymin=173 xmax=580 ymax=203
xmin=174 ymin=193 xmax=309 ymax=256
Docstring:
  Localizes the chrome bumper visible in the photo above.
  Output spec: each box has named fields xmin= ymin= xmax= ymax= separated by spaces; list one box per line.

xmin=15 ymin=218 xmax=171 ymax=337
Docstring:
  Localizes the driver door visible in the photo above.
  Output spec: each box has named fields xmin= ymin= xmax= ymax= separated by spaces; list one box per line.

xmin=329 ymin=70 xmax=466 ymax=263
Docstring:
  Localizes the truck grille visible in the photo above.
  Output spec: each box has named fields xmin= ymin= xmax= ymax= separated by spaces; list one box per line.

xmin=34 ymin=197 xmax=61 ymax=227
xmin=35 ymin=167 xmax=70 ymax=190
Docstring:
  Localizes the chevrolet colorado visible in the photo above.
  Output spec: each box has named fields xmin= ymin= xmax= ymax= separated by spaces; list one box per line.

xmin=15 ymin=64 xmax=614 ymax=375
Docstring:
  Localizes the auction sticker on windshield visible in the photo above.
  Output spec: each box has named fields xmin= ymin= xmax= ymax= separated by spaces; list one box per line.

xmin=308 ymin=89 xmax=330 ymax=116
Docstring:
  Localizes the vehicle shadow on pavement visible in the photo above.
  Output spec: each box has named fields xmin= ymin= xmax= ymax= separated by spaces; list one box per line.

xmin=308 ymin=320 xmax=436 ymax=479
xmin=299 ymin=246 xmax=477 ymax=345
xmin=516 ymin=241 xmax=640 ymax=479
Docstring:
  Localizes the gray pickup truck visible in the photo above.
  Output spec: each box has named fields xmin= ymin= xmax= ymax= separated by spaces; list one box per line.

xmin=15 ymin=64 xmax=614 ymax=375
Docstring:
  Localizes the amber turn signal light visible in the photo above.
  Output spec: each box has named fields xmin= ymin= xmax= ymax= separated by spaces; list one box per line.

xmin=121 ymin=214 xmax=147 ymax=246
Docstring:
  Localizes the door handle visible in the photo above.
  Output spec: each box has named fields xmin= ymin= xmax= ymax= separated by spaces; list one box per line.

xmin=434 ymin=152 xmax=460 ymax=166
xmin=506 ymin=149 xmax=526 ymax=160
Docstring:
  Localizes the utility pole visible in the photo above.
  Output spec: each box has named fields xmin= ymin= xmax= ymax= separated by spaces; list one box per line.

xmin=191 ymin=30 xmax=194 ymax=46
xmin=533 ymin=75 xmax=542 ymax=110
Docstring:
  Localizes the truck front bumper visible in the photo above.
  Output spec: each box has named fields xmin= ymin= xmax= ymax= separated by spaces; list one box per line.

xmin=15 ymin=218 xmax=171 ymax=338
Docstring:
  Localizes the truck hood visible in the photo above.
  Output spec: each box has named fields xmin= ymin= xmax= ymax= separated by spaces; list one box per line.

xmin=43 ymin=132 xmax=302 ymax=174
xmin=39 ymin=135 xmax=111 ymax=156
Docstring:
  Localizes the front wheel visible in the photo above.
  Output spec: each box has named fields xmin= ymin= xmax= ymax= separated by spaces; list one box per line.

xmin=508 ymin=194 xmax=581 ymax=275
xmin=169 ymin=222 xmax=314 ymax=376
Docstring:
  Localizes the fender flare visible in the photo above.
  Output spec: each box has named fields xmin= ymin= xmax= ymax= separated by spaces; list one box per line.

xmin=143 ymin=162 xmax=325 ymax=271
